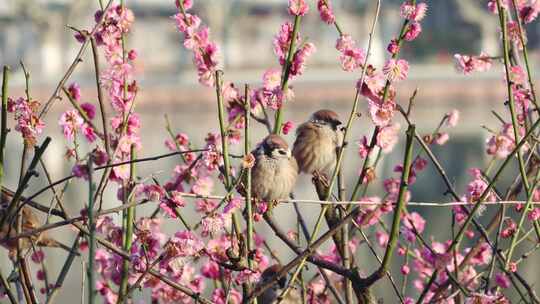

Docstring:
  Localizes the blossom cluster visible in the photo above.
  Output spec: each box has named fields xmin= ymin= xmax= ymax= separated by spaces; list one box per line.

xmin=8 ymin=0 xmax=537 ymax=303
xmin=173 ymin=0 xmax=221 ymax=87
xmin=6 ymin=96 xmax=44 ymax=146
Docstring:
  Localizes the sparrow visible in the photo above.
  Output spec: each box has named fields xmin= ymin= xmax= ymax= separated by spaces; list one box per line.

xmin=292 ymin=109 xmax=344 ymax=176
xmin=0 ymin=187 xmax=72 ymax=255
xmin=251 ymin=134 xmax=298 ymax=203
xmin=256 ymin=264 xmax=301 ymax=304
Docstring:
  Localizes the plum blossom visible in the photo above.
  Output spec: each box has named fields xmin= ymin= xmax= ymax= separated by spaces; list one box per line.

xmin=495 ymin=273 xmax=511 ymax=289
xmin=383 ymin=59 xmax=409 ymax=82
xmin=59 ymin=110 xmax=84 ymax=141
xmin=7 ymin=97 xmax=45 ymax=146
xmin=446 ymin=109 xmax=460 ymax=127
xmin=377 ymin=123 xmax=401 ymax=153
xmin=402 ymin=212 xmax=426 ymax=242
xmin=336 ymin=35 xmax=365 ymax=72
xmin=273 ymin=22 xmax=298 ymax=65
xmin=282 ymin=121 xmax=294 ymax=135
xmin=486 ymin=123 xmax=526 ymax=158
xmin=288 ymin=0 xmax=309 ymax=16
xmin=404 ymin=22 xmax=422 ymax=41
xmin=454 ymin=53 xmax=493 ymax=74
xmin=173 ymin=6 xmax=221 ymax=86
xmin=400 ymin=1 xmax=428 ymax=21
xmin=67 ymin=82 xmax=81 ymax=101
xmin=289 ymin=42 xmax=316 ymax=77
xmin=317 ymin=0 xmax=335 ymax=24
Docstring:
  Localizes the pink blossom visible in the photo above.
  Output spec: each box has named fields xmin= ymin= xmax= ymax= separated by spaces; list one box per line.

xmin=192 ymin=176 xmax=214 ymax=196
xmin=282 ymin=121 xmax=294 ymax=135
xmin=68 ymin=82 xmax=82 ymax=101
xmin=383 ymin=59 xmax=409 ymax=82
xmin=400 ymin=1 xmax=428 ymax=21
xmin=376 ymin=231 xmax=388 ymax=247
xmin=528 ymin=208 xmax=540 ymax=221
xmin=521 ymin=2 xmax=540 ymax=23
xmin=357 ymin=135 xmax=370 ymax=158
xmin=201 ymin=261 xmax=220 ymax=279
xmin=377 ymin=123 xmax=400 ymax=153
xmin=59 ymin=110 xmax=84 ymax=141
xmin=92 ymin=148 xmax=109 ymax=166
xmin=173 ymin=13 xmax=201 ymax=36
xmin=339 ymin=48 xmax=366 ymax=72
xmin=169 ymin=231 xmax=204 ymax=257
xmin=317 ymin=0 xmax=335 ymax=24
xmin=175 ymin=0 xmax=193 ymax=10
xmin=82 ymin=123 xmax=97 ymax=143
xmin=72 ymin=164 xmax=89 ymax=180
xmin=402 ymin=212 xmax=426 ymax=242
xmin=486 ymin=123 xmax=518 ymax=159
xmin=495 ymin=273 xmax=511 ymax=289
xmin=468 ymin=242 xmax=492 ymax=266
xmin=509 ymin=65 xmax=527 ymax=85
xmin=9 ymin=97 xmax=45 ymax=146
xmin=336 ymin=35 xmax=365 ymax=72
xmin=355 ymin=197 xmax=383 ymax=227
xmin=368 ymin=99 xmax=396 ymax=127
xmin=80 ymin=103 xmax=96 ymax=120
xmin=387 ymin=39 xmax=400 ymax=55
xmin=454 ymin=53 xmax=493 ymax=74
xmin=127 ymin=49 xmax=138 ymax=60
xmin=361 ymin=70 xmax=386 ymax=97
xmin=31 ymin=250 xmax=45 ymax=263
xmin=144 ymin=184 xmax=166 ymax=202
xmin=465 ymin=168 xmax=496 ymax=203
xmin=290 ymin=42 xmax=316 ymax=77
xmin=401 ymin=264 xmax=410 ymax=275
xmin=413 ymin=157 xmax=428 ymax=171
xmin=336 ymin=34 xmax=355 ymax=52
xmin=273 ymin=22 xmax=297 ymax=65
xmin=207 ymin=287 xmax=232 ymax=303
xmin=446 ymin=109 xmax=460 ymax=127
xmin=262 ymin=68 xmax=281 ymax=90
xmin=404 ymin=22 xmax=422 ymax=41
xmin=434 ymin=132 xmax=449 ymax=145
xmin=507 ymin=21 xmax=526 ymax=50
xmin=501 ymin=219 xmax=517 ymax=238
xmin=220 ymin=197 xmax=240 ymax=214
xmin=201 ymin=215 xmax=226 ymax=236
xmin=288 ymin=0 xmax=309 ymax=16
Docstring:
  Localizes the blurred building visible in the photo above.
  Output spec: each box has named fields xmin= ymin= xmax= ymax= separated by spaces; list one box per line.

xmin=1 ymin=0 xmax=538 ymax=83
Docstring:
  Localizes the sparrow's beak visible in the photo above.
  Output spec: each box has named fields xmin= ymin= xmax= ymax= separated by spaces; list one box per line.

xmin=286 ymin=149 xmax=292 ymax=159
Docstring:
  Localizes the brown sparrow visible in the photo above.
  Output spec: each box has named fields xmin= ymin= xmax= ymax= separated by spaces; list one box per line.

xmin=251 ymin=134 xmax=298 ymax=203
xmin=256 ymin=264 xmax=301 ymax=304
xmin=0 ymin=187 xmax=72 ymax=255
xmin=292 ymin=109 xmax=344 ymax=176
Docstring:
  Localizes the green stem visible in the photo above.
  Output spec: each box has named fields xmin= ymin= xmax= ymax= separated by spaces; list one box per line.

xmin=273 ymin=15 xmax=301 ymax=134
xmin=215 ymin=71 xmax=241 ymax=237
xmin=497 ymin=3 xmax=530 ymax=195
xmin=380 ymin=125 xmax=415 ymax=274
xmin=0 ymin=66 xmax=8 ymax=190
xmin=119 ymin=146 xmax=136 ymax=303
xmin=87 ymin=157 xmax=96 ymax=304
xmin=510 ymin=0 xmax=538 ymax=110
xmin=243 ymin=84 xmax=256 ymax=302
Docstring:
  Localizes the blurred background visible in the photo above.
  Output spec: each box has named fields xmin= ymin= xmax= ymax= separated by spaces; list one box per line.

xmin=1 ymin=0 xmax=540 ymax=302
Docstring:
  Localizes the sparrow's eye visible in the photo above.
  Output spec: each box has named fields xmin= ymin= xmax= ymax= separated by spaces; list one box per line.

xmin=278 ymin=149 xmax=287 ymax=155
